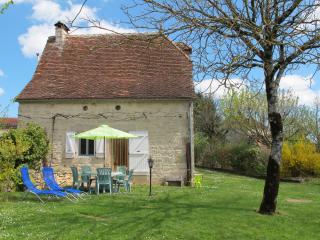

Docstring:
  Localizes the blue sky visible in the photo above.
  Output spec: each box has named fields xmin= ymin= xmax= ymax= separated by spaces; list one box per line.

xmin=0 ymin=0 xmax=133 ymax=116
xmin=0 ymin=0 xmax=319 ymax=117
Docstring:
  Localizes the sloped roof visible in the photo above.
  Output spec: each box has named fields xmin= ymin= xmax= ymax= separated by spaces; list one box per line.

xmin=16 ymin=33 xmax=194 ymax=101
xmin=0 ymin=118 xmax=18 ymax=129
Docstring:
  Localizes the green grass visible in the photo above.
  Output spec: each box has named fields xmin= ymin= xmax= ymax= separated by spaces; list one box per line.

xmin=1 ymin=169 xmax=320 ymax=240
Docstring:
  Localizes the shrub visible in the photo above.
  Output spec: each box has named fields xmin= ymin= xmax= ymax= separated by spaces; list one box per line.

xmin=0 ymin=123 xmax=49 ymax=191
xmin=211 ymin=143 xmax=268 ymax=176
xmin=228 ymin=143 xmax=267 ymax=176
xmin=0 ymin=136 xmax=29 ymax=192
xmin=17 ymin=123 xmax=49 ymax=168
xmin=195 ymin=132 xmax=209 ymax=163
xmin=281 ymin=137 xmax=320 ymax=177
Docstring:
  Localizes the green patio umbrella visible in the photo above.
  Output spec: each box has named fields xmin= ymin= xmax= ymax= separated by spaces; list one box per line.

xmin=75 ymin=125 xmax=137 ymax=166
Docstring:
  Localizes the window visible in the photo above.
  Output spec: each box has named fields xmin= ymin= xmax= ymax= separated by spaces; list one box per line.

xmin=79 ymin=139 xmax=95 ymax=156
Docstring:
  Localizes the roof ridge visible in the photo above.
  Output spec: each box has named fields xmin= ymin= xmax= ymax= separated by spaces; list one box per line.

xmin=66 ymin=32 xmax=159 ymax=38
xmin=161 ymin=35 xmax=192 ymax=62
xmin=47 ymin=32 xmax=161 ymax=42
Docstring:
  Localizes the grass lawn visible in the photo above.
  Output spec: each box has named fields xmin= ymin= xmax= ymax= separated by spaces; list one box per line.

xmin=1 ymin=168 xmax=320 ymax=240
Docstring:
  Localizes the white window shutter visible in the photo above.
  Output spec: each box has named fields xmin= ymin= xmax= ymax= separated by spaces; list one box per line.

xmin=95 ymin=138 xmax=105 ymax=158
xmin=74 ymin=137 xmax=79 ymax=156
xmin=65 ymin=132 xmax=76 ymax=159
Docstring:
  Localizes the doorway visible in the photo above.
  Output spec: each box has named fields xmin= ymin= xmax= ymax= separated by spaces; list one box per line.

xmin=111 ymin=139 xmax=129 ymax=170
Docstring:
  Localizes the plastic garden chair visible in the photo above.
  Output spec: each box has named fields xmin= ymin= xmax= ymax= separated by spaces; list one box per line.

xmin=20 ymin=166 xmax=70 ymax=203
xmin=42 ymin=167 xmax=83 ymax=198
xmin=193 ymin=174 xmax=203 ymax=188
xmin=71 ymin=166 xmax=82 ymax=189
xmin=80 ymin=165 xmax=92 ymax=190
xmin=115 ymin=165 xmax=126 ymax=182
xmin=96 ymin=168 xmax=112 ymax=195
xmin=124 ymin=170 xmax=134 ymax=192
xmin=81 ymin=165 xmax=92 ymax=174
xmin=117 ymin=165 xmax=127 ymax=175
xmin=117 ymin=169 xmax=134 ymax=192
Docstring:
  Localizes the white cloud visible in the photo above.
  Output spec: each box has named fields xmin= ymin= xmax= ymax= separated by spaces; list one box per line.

xmin=0 ymin=88 xmax=5 ymax=96
xmin=18 ymin=23 xmax=54 ymax=58
xmin=195 ymin=78 xmax=245 ymax=98
xmin=18 ymin=0 xmax=135 ymax=58
xmin=31 ymin=1 xmax=98 ymax=24
xmin=31 ymin=0 xmax=63 ymax=23
xmin=280 ymin=74 xmax=320 ymax=106
xmin=0 ymin=69 xmax=4 ymax=77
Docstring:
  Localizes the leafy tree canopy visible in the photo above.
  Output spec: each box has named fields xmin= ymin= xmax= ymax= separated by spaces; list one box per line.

xmin=0 ymin=0 xmax=13 ymax=14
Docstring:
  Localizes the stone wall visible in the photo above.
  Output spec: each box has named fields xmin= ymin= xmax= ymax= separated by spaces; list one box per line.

xmin=18 ymin=99 xmax=194 ymax=185
xmin=29 ymin=168 xmax=72 ymax=189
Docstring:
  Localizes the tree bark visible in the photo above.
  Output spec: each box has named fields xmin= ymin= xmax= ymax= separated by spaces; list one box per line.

xmin=259 ymin=74 xmax=283 ymax=215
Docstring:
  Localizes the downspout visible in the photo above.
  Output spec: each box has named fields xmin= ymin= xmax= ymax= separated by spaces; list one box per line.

xmin=187 ymin=101 xmax=194 ymax=185
xmin=50 ymin=115 xmax=56 ymax=167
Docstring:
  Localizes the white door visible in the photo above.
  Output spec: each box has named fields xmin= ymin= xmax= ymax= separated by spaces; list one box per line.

xmin=129 ymin=131 xmax=149 ymax=174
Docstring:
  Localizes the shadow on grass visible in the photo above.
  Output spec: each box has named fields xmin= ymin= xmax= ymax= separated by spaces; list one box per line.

xmin=0 ymin=192 xmax=67 ymax=203
xmin=68 ymin=191 xmax=254 ymax=239
xmin=0 ymin=185 xmax=258 ymax=240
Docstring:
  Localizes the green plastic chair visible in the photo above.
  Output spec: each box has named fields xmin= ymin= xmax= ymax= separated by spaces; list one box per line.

xmin=81 ymin=165 xmax=92 ymax=175
xmin=71 ymin=166 xmax=82 ymax=189
xmin=117 ymin=165 xmax=127 ymax=174
xmin=96 ymin=168 xmax=112 ymax=195
xmin=116 ymin=165 xmax=126 ymax=182
xmin=80 ymin=165 xmax=92 ymax=190
xmin=124 ymin=170 xmax=134 ymax=192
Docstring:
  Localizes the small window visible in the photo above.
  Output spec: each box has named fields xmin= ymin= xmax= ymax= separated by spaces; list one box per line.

xmin=79 ymin=139 xmax=95 ymax=156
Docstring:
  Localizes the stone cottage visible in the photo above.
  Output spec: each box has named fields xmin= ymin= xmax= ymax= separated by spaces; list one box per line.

xmin=16 ymin=22 xmax=194 ymax=185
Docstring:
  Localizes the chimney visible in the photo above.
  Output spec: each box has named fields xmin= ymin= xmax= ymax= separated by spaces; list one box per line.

xmin=54 ymin=21 xmax=70 ymax=46
xmin=176 ymin=42 xmax=192 ymax=56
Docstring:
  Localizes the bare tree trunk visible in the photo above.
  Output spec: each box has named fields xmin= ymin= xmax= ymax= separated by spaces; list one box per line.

xmin=259 ymin=73 xmax=283 ymax=214
xmin=315 ymin=101 xmax=320 ymax=152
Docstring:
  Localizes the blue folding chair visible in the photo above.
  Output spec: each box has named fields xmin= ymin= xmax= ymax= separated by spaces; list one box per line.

xmin=42 ymin=167 xmax=84 ymax=198
xmin=20 ymin=167 xmax=70 ymax=203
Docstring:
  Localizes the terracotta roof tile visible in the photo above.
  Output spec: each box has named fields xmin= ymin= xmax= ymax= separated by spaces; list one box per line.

xmin=0 ymin=118 xmax=18 ymax=128
xmin=16 ymin=33 xmax=194 ymax=101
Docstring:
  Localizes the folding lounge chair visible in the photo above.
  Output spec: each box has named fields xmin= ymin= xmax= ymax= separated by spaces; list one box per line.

xmin=20 ymin=167 xmax=70 ymax=203
xmin=42 ymin=167 xmax=84 ymax=198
